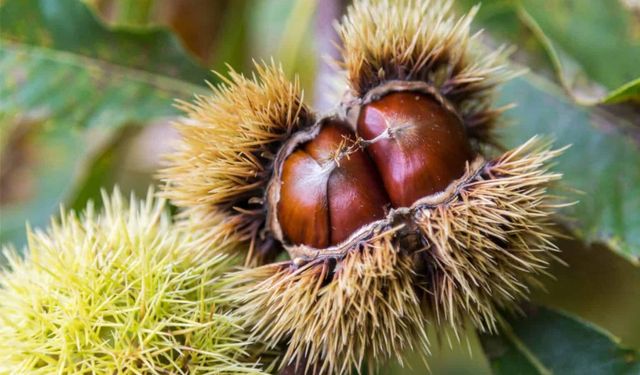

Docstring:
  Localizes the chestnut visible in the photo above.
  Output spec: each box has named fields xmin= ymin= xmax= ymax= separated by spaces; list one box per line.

xmin=278 ymin=120 xmax=389 ymax=247
xmin=276 ymin=89 xmax=474 ymax=248
xmin=357 ymin=91 xmax=474 ymax=208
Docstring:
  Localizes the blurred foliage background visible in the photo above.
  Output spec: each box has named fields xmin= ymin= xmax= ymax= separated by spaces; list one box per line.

xmin=1 ymin=0 xmax=639 ymax=373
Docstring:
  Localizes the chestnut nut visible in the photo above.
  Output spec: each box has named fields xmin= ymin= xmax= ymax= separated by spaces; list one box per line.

xmin=277 ymin=90 xmax=474 ymax=248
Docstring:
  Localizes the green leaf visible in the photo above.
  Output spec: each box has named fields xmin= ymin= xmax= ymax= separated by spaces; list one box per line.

xmin=0 ymin=0 xmax=214 ymax=84
xmin=499 ymin=74 xmax=640 ymax=262
xmin=519 ymin=0 xmax=640 ymax=94
xmin=481 ymin=306 xmax=640 ymax=375
xmin=458 ymin=0 xmax=640 ymax=104
xmin=0 ymin=43 xmax=203 ymax=249
xmin=0 ymin=0 xmax=210 ymax=250
xmin=530 ymin=237 xmax=640 ymax=349
xmin=603 ymin=78 xmax=640 ymax=105
xmin=481 ymin=334 xmax=540 ymax=375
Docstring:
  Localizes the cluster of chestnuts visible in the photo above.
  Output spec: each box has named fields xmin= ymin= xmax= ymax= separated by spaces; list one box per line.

xmin=273 ymin=83 xmax=475 ymax=259
xmin=161 ymin=0 xmax=565 ymax=374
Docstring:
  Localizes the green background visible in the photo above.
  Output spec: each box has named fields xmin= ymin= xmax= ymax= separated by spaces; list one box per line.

xmin=1 ymin=0 xmax=639 ymax=373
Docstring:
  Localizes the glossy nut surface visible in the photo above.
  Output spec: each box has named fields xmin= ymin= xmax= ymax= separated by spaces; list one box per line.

xmin=278 ymin=121 xmax=390 ymax=247
xmin=278 ymin=92 xmax=474 ymax=248
xmin=357 ymin=91 xmax=473 ymax=207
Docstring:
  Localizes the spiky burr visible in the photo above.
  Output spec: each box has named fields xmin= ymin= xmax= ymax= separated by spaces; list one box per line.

xmin=160 ymin=1 xmax=568 ymax=373
xmin=0 ymin=190 xmax=272 ymax=374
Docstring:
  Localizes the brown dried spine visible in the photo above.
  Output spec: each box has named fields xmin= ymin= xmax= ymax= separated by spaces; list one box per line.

xmin=161 ymin=1 xmax=567 ymax=374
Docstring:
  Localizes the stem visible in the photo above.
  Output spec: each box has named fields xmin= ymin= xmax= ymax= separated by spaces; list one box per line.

xmin=313 ymin=0 xmax=346 ymax=111
xmin=278 ymin=0 xmax=318 ymax=76
xmin=117 ymin=0 xmax=154 ymax=26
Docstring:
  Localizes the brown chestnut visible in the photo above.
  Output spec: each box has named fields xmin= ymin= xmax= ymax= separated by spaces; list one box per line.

xmin=357 ymin=91 xmax=474 ymax=208
xmin=277 ymin=121 xmax=390 ymax=247
xmin=277 ymin=91 xmax=474 ymax=248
